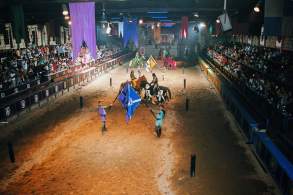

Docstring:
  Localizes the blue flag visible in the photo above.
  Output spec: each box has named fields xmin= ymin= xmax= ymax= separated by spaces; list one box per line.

xmin=118 ymin=83 xmax=141 ymax=121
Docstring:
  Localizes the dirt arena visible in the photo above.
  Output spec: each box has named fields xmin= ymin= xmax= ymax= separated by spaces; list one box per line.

xmin=0 ymin=63 xmax=280 ymax=195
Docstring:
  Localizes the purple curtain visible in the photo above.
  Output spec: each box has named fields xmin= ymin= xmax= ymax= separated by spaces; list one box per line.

xmin=69 ymin=2 xmax=96 ymax=60
xmin=123 ymin=18 xmax=138 ymax=48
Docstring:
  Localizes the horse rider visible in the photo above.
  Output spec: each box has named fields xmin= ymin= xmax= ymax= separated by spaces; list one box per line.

xmin=130 ymin=70 xmax=137 ymax=88
xmin=150 ymin=73 xmax=159 ymax=92
xmin=130 ymin=70 xmax=136 ymax=80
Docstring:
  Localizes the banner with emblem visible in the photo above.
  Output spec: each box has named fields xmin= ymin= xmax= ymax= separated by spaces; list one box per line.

xmin=118 ymin=83 xmax=141 ymax=121
xmin=147 ymin=55 xmax=157 ymax=70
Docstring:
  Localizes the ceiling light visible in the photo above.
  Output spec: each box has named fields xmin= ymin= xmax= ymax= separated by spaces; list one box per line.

xmin=216 ymin=18 xmax=220 ymax=23
xmin=64 ymin=15 xmax=70 ymax=20
xmin=157 ymin=22 xmax=160 ymax=27
xmin=139 ymin=19 xmax=143 ymax=24
xmin=254 ymin=5 xmax=260 ymax=13
xmin=62 ymin=4 xmax=68 ymax=16
xmin=194 ymin=12 xmax=199 ymax=18
xmin=199 ymin=22 xmax=206 ymax=28
xmin=68 ymin=21 xmax=72 ymax=25
xmin=106 ymin=23 xmax=111 ymax=34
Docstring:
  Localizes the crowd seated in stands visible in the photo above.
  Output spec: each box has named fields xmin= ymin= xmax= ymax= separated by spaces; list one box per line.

xmin=0 ymin=44 xmax=123 ymax=95
xmin=0 ymin=44 xmax=71 ymax=91
xmin=207 ymin=43 xmax=293 ymax=116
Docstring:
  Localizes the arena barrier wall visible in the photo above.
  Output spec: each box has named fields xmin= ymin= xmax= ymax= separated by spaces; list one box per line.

xmin=199 ymin=57 xmax=293 ymax=195
xmin=0 ymin=52 xmax=133 ymax=122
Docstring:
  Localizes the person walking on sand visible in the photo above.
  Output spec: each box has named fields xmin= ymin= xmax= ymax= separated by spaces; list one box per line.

xmin=151 ymin=105 xmax=166 ymax=137
xmin=97 ymin=101 xmax=112 ymax=132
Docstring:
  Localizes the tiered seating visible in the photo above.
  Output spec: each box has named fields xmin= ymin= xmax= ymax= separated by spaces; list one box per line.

xmin=207 ymin=43 xmax=293 ymax=117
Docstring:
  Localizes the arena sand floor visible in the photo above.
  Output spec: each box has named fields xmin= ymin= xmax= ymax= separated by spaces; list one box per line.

xmin=0 ymin=63 xmax=280 ymax=195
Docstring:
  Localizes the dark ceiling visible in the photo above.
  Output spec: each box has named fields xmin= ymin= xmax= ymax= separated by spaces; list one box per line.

xmin=0 ymin=0 xmax=259 ymax=24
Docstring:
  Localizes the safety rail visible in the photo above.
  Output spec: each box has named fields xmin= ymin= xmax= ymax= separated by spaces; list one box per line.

xmin=0 ymin=52 xmax=133 ymax=121
xmin=200 ymin=57 xmax=293 ymax=195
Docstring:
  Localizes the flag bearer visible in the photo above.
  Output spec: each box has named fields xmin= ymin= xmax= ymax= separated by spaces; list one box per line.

xmin=151 ymin=105 xmax=166 ymax=137
xmin=97 ymin=101 xmax=112 ymax=132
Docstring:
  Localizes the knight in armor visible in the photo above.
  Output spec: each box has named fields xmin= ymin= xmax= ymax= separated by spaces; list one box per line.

xmin=130 ymin=70 xmax=136 ymax=80
xmin=150 ymin=73 xmax=158 ymax=91
xmin=130 ymin=70 xmax=137 ymax=88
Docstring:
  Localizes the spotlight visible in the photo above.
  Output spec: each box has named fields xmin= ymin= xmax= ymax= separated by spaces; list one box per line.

xmin=62 ymin=4 xmax=68 ymax=16
xmin=254 ymin=5 xmax=260 ymax=13
xmin=199 ymin=22 xmax=206 ymax=28
xmin=139 ymin=19 xmax=143 ymax=24
xmin=68 ymin=21 xmax=72 ymax=25
xmin=216 ymin=18 xmax=220 ymax=23
xmin=106 ymin=23 xmax=111 ymax=34
xmin=64 ymin=15 xmax=70 ymax=20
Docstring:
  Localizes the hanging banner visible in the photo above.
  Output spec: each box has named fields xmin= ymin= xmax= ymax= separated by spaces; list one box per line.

xmin=69 ymin=2 xmax=96 ymax=59
xmin=154 ymin=26 xmax=161 ymax=44
xmin=180 ymin=16 xmax=188 ymax=39
xmin=123 ymin=18 xmax=138 ymax=48
xmin=10 ymin=5 xmax=25 ymax=44
xmin=264 ymin=0 xmax=284 ymax=36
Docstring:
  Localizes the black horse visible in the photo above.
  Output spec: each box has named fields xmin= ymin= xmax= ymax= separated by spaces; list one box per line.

xmin=141 ymin=82 xmax=172 ymax=104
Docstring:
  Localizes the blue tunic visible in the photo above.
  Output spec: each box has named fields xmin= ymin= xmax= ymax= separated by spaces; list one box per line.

xmin=98 ymin=106 xmax=107 ymax=122
xmin=156 ymin=110 xmax=165 ymax=127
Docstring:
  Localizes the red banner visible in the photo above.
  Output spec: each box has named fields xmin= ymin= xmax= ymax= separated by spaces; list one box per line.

xmin=180 ymin=16 xmax=188 ymax=39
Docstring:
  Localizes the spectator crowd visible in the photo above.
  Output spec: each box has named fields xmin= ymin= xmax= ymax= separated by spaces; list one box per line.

xmin=207 ymin=42 xmax=293 ymax=116
xmin=0 ymin=44 xmax=123 ymax=96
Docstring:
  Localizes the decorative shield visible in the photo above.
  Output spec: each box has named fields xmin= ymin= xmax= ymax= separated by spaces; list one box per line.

xmin=20 ymin=100 xmax=26 ymax=109
xmin=34 ymin=94 xmax=39 ymax=103
xmin=5 ymin=107 xmax=11 ymax=117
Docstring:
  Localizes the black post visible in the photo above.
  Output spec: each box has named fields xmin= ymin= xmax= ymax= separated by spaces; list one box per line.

xmin=186 ymin=98 xmax=189 ymax=111
xmin=184 ymin=79 xmax=186 ymax=89
xmin=110 ymin=77 xmax=112 ymax=87
xmin=80 ymin=96 xmax=83 ymax=108
xmin=7 ymin=142 xmax=15 ymax=163
xmin=190 ymin=154 xmax=196 ymax=177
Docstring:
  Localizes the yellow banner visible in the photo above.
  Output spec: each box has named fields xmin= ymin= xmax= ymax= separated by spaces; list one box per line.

xmin=147 ymin=55 xmax=157 ymax=69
